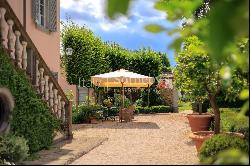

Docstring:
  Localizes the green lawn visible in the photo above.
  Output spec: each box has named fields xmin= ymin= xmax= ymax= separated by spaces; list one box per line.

xmin=178 ymin=101 xmax=192 ymax=112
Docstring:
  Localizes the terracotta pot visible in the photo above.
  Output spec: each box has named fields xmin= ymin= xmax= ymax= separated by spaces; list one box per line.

xmin=186 ymin=113 xmax=214 ymax=132
xmin=90 ymin=118 xmax=98 ymax=124
xmin=189 ymin=131 xmax=245 ymax=152
xmin=189 ymin=131 xmax=214 ymax=152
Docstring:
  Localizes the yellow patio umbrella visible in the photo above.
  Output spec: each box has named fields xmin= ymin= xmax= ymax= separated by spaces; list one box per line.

xmin=91 ymin=69 xmax=155 ymax=108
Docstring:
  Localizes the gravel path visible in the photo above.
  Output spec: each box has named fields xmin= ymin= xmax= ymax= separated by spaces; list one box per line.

xmin=71 ymin=113 xmax=198 ymax=165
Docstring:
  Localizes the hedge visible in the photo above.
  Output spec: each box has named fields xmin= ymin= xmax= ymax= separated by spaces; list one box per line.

xmin=199 ymin=134 xmax=249 ymax=162
xmin=0 ymin=48 xmax=59 ymax=153
xmin=220 ymin=108 xmax=249 ymax=141
xmin=135 ymin=106 xmax=173 ymax=114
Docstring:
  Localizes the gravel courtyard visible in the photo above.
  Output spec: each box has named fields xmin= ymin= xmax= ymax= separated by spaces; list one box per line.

xmin=71 ymin=113 xmax=199 ymax=165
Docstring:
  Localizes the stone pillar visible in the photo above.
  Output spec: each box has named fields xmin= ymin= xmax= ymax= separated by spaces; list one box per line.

xmin=44 ymin=76 xmax=49 ymax=102
xmin=15 ymin=31 xmax=23 ymax=68
xmin=7 ymin=19 xmax=16 ymax=60
xmin=0 ymin=8 xmax=9 ymax=49
xmin=57 ymin=95 xmax=61 ymax=118
xmin=39 ymin=68 xmax=45 ymax=98
xmin=53 ymin=89 xmax=58 ymax=114
xmin=35 ymin=60 xmax=40 ymax=93
xmin=49 ymin=82 xmax=54 ymax=109
xmin=21 ymin=41 xmax=28 ymax=71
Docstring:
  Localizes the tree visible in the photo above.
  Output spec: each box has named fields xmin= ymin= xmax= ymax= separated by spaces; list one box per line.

xmin=174 ymin=36 xmax=246 ymax=134
xmin=105 ymin=0 xmax=249 ymax=115
xmin=61 ymin=20 xmax=110 ymax=84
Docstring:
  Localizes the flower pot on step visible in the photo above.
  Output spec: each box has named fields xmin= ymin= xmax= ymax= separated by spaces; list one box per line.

xmin=186 ymin=113 xmax=214 ymax=132
xmin=189 ymin=131 xmax=245 ymax=152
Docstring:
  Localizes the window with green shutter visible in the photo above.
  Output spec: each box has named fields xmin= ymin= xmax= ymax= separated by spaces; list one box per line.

xmin=32 ymin=0 xmax=57 ymax=32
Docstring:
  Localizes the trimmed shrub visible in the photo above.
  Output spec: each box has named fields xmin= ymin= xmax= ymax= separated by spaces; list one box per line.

xmin=200 ymin=149 xmax=249 ymax=165
xmin=72 ymin=104 xmax=102 ymax=124
xmin=0 ymin=48 xmax=59 ymax=153
xmin=199 ymin=134 xmax=249 ymax=162
xmin=135 ymin=106 xmax=173 ymax=114
xmin=0 ymin=134 xmax=29 ymax=163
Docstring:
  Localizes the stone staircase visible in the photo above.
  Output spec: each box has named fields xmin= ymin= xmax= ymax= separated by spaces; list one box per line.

xmin=0 ymin=0 xmax=72 ymax=140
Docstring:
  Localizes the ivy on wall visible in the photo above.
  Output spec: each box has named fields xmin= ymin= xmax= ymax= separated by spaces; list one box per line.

xmin=0 ymin=48 xmax=59 ymax=153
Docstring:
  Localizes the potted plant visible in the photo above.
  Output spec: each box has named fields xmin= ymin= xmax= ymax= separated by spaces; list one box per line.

xmin=186 ymin=98 xmax=214 ymax=132
xmin=103 ymin=97 xmax=113 ymax=108
xmin=89 ymin=110 xmax=102 ymax=124
xmin=174 ymin=36 xmax=245 ymax=152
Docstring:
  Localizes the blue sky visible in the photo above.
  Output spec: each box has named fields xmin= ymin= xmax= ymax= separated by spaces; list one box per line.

xmin=60 ymin=0 xmax=178 ymax=66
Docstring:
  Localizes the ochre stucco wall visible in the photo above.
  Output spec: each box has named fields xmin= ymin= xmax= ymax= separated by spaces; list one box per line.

xmin=6 ymin=0 xmax=77 ymax=102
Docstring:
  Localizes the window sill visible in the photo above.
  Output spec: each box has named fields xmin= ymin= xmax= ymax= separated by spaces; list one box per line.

xmin=35 ymin=22 xmax=56 ymax=34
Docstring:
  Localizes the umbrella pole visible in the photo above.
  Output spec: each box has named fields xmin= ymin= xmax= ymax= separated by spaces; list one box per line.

xmin=122 ymin=82 xmax=124 ymax=109
xmin=147 ymin=84 xmax=150 ymax=107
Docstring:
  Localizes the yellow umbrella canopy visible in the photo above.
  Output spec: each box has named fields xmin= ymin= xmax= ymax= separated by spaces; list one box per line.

xmin=91 ymin=69 xmax=155 ymax=108
xmin=91 ymin=69 xmax=155 ymax=87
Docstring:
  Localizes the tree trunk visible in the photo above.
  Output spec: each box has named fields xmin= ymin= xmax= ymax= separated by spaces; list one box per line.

xmin=198 ymin=102 xmax=202 ymax=115
xmin=209 ymin=94 xmax=220 ymax=134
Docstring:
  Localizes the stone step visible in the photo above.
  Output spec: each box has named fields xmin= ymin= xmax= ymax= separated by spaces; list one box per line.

xmin=20 ymin=137 xmax=108 ymax=165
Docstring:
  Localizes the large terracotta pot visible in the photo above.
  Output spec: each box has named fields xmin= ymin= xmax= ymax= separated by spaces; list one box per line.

xmin=189 ymin=131 xmax=245 ymax=152
xmin=189 ymin=131 xmax=214 ymax=152
xmin=186 ymin=113 xmax=214 ymax=132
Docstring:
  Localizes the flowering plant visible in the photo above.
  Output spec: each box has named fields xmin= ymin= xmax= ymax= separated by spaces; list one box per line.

xmin=103 ymin=97 xmax=112 ymax=107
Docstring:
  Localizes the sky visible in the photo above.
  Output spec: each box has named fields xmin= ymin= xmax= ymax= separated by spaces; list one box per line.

xmin=60 ymin=0 xmax=178 ymax=66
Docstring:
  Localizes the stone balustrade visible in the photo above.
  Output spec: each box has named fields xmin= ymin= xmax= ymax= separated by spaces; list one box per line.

xmin=0 ymin=3 xmax=72 ymax=139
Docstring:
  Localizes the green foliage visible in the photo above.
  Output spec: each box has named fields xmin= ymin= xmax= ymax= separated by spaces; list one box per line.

xmin=61 ymin=20 xmax=110 ymax=84
xmin=174 ymin=36 xmax=246 ymax=105
xmin=105 ymin=43 xmax=165 ymax=77
xmin=191 ymin=101 xmax=209 ymax=113
xmin=106 ymin=0 xmax=130 ymax=19
xmin=178 ymin=101 xmax=192 ymax=111
xmin=154 ymin=0 xmax=202 ymax=21
xmin=135 ymin=106 xmax=172 ymax=114
xmin=72 ymin=104 xmax=102 ymax=124
xmin=140 ymin=87 xmax=165 ymax=107
xmin=199 ymin=134 xmax=249 ymax=162
xmin=144 ymin=24 xmax=166 ymax=33
xmin=0 ymin=48 xmax=59 ymax=153
xmin=61 ymin=20 xmax=169 ymax=85
xmin=0 ymin=134 xmax=29 ymax=163
xmin=113 ymin=94 xmax=131 ymax=109
xmin=174 ymin=36 xmax=210 ymax=104
xmin=200 ymin=149 xmax=249 ymax=165
xmin=220 ymin=108 xmax=249 ymax=141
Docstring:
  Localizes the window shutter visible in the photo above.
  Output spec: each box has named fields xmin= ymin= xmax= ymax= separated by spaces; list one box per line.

xmin=49 ymin=0 xmax=57 ymax=32
xmin=32 ymin=0 xmax=40 ymax=24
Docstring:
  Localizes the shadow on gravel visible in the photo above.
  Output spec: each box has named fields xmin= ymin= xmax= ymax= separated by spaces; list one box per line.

xmin=73 ymin=121 xmax=160 ymax=130
xmin=185 ymin=140 xmax=196 ymax=146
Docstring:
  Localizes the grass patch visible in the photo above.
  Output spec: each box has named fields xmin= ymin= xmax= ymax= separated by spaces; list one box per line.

xmin=178 ymin=101 xmax=192 ymax=111
xmin=220 ymin=108 xmax=249 ymax=133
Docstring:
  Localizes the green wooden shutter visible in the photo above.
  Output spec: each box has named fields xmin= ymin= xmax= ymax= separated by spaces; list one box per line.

xmin=32 ymin=0 xmax=40 ymax=24
xmin=49 ymin=0 xmax=57 ymax=32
